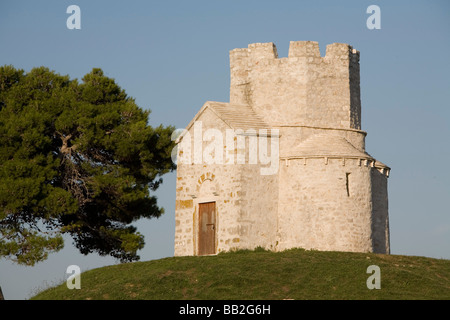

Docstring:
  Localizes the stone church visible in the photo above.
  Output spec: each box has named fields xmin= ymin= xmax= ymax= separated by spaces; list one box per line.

xmin=174 ymin=41 xmax=390 ymax=256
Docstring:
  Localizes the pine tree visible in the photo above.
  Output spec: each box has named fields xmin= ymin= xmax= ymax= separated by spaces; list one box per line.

xmin=0 ymin=66 xmax=175 ymax=265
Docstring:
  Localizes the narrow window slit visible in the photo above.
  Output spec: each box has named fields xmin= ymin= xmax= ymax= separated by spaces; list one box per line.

xmin=346 ymin=172 xmax=351 ymax=197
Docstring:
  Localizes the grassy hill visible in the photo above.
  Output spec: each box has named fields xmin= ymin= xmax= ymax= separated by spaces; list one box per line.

xmin=31 ymin=248 xmax=450 ymax=300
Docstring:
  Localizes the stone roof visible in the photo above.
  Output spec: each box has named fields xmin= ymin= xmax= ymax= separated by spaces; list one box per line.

xmin=178 ymin=101 xmax=271 ymax=142
xmin=207 ymin=102 xmax=270 ymax=131
xmin=287 ymin=133 xmax=372 ymax=159
xmin=176 ymin=101 xmax=272 ymax=144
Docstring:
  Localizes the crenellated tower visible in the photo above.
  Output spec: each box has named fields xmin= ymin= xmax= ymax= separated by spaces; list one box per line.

xmin=230 ymin=41 xmax=361 ymax=129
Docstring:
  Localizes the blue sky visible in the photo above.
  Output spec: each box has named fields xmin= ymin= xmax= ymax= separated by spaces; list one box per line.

xmin=0 ymin=0 xmax=449 ymax=299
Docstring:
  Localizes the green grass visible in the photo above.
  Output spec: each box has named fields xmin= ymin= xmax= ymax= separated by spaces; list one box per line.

xmin=31 ymin=248 xmax=450 ymax=300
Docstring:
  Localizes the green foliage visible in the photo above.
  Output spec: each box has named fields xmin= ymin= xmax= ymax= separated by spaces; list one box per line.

xmin=0 ymin=65 xmax=175 ymax=265
xmin=31 ymin=249 xmax=450 ymax=300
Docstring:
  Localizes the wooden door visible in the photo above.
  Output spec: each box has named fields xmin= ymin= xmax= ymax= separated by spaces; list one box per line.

xmin=198 ymin=202 xmax=216 ymax=255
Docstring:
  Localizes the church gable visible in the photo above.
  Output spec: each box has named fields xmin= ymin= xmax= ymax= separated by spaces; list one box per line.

xmin=178 ymin=101 xmax=270 ymax=145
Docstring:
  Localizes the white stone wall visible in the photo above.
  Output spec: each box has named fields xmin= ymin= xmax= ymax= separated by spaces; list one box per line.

xmin=237 ymin=160 xmax=279 ymax=251
xmin=174 ymin=162 xmax=243 ymax=256
xmin=277 ymin=157 xmax=375 ymax=253
xmin=370 ymin=169 xmax=390 ymax=254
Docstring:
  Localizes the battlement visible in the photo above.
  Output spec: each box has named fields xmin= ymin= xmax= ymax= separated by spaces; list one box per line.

xmin=230 ymin=41 xmax=362 ymax=129
xmin=230 ymin=41 xmax=359 ymax=63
